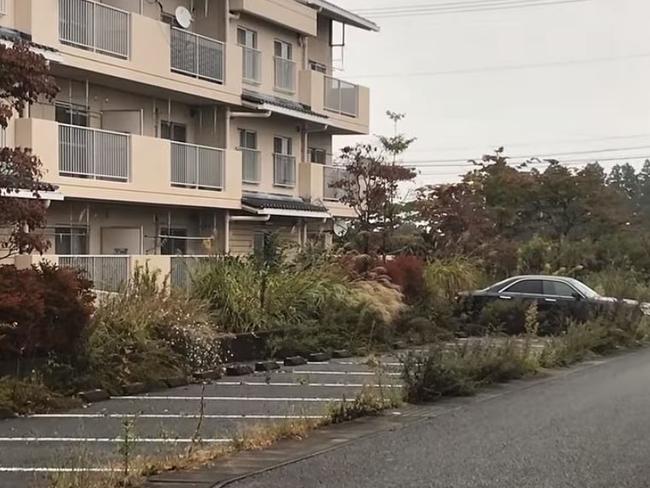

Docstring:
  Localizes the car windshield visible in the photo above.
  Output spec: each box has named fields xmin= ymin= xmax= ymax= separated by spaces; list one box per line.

xmin=567 ymin=279 xmax=600 ymax=299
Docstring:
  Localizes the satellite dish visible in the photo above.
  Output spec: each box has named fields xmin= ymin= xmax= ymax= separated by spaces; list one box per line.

xmin=333 ymin=220 xmax=350 ymax=237
xmin=175 ymin=6 xmax=192 ymax=29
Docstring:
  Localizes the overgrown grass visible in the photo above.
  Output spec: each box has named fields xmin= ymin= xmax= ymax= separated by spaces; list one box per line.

xmin=0 ymin=375 xmax=81 ymax=414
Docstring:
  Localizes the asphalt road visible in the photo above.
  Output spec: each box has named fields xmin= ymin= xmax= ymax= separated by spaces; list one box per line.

xmin=231 ymin=348 xmax=650 ymax=488
xmin=0 ymin=356 xmax=402 ymax=488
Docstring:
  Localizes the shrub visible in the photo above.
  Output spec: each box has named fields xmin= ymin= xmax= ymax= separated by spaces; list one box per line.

xmin=517 ymin=236 xmax=553 ymax=274
xmin=87 ymin=264 xmax=219 ymax=390
xmin=0 ymin=263 xmax=94 ymax=359
xmin=0 ymin=375 xmax=81 ymax=414
xmin=584 ymin=267 xmax=650 ymax=302
xmin=424 ymin=258 xmax=483 ymax=303
xmin=385 ymin=255 xmax=426 ymax=304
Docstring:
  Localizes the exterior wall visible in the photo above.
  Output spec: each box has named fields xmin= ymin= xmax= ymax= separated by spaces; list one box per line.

xmin=229 ymin=219 xmax=302 ymax=255
xmin=230 ymin=114 xmax=302 ymax=197
xmin=308 ymin=16 xmax=332 ymax=72
xmin=230 ymin=0 xmax=317 ymax=36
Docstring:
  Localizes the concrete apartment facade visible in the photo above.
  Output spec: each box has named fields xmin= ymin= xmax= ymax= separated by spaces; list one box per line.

xmin=0 ymin=0 xmax=377 ymax=290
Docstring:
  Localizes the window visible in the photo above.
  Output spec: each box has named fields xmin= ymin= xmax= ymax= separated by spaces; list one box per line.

xmin=309 ymin=147 xmax=327 ymax=165
xmin=237 ymin=27 xmax=257 ymax=49
xmin=54 ymin=226 xmax=88 ymax=255
xmin=55 ymin=103 xmax=89 ymax=127
xmin=161 ymin=121 xmax=187 ymax=143
xmin=274 ymin=40 xmax=292 ymax=60
xmin=239 ymin=129 xmax=257 ymax=150
xmin=544 ymin=280 xmax=578 ymax=298
xmin=503 ymin=280 xmax=543 ymax=295
xmin=309 ymin=60 xmax=327 ymax=74
xmin=160 ymin=228 xmax=187 ymax=255
xmin=274 ymin=136 xmax=292 ymax=155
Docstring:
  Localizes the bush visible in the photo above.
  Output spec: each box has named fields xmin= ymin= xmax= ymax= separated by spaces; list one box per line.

xmin=385 ymin=255 xmax=426 ymax=304
xmin=0 ymin=375 xmax=81 ymax=414
xmin=424 ymin=258 xmax=483 ymax=303
xmin=87 ymin=264 xmax=219 ymax=391
xmin=0 ymin=263 xmax=94 ymax=359
xmin=584 ymin=267 xmax=650 ymax=302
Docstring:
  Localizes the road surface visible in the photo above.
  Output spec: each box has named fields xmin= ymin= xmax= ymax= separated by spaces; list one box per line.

xmin=231 ymin=348 xmax=650 ymax=488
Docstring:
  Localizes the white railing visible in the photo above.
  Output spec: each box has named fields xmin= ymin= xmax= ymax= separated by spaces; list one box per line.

xmin=59 ymin=255 xmax=129 ymax=292
xmin=170 ymin=255 xmax=211 ymax=290
xmin=171 ymin=27 xmax=224 ymax=84
xmin=59 ymin=0 xmax=130 ymax=59
xmin=274 ymin=57 xmax=296 ymax=92
xmin=171 ymin=141 xmax=225 ymax=191
xmin=240 ymin=148 xmax=261 ymax=184
xmin=323 ymin=166 xmax=347 ymax=201
xmin=324 ymin=76 xmax=359 ymax=117
xmin=59 ymin=124 xmax=130 ymax=181
xmin=273 ymin=154 xmax=296 ymax=187
xmin=0 ymin=0 xmax=6 ymax=15
xmin=242 ymin=47 xmax=262 ymax=84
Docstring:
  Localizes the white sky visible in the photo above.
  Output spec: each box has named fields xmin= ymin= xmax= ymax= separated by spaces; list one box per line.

xmin=332 ymin=0 xmax=650 ymax=186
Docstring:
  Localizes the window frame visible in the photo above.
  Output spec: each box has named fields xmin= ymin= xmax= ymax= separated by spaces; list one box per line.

xmin=238 ymin=129 xmax=258 ymax=150
xmin=54 ymin=225 xmax=89 ymax=255
xmin=500 ymin=279 xmax=544 ymax=296
xmin=237 ymin=27 xmax=258 ymax=49
xmin=542 ymin=279 xmax=582 ymax=299
xmin=273 ymin=39 xmax=293 ymax=60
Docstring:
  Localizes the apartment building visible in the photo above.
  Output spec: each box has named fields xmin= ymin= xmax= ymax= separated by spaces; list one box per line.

xmin=0 ymin=0 xmax=377 ymax=290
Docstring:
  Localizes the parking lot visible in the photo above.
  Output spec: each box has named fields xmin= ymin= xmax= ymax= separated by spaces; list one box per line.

xmin=0 ymin=355 xmax=403 ymax=488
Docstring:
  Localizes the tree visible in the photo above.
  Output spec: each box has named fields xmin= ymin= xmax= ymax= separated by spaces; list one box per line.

xmin=0 ymin=42 xmax=58 ymax=258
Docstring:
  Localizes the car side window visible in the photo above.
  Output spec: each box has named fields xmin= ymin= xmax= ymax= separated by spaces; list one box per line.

xmin=503 ymin=280 xmax=543 ymax=295
xmin=543 ymin=280 xmax=578 ymax=298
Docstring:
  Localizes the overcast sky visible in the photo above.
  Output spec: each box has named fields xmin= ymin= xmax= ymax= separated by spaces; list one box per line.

xmin=332 ymin=0 xmax=650 ymax=186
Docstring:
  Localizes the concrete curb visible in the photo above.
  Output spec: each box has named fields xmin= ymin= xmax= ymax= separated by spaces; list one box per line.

xmin=78 ymin=389 xmax=110 ymax=403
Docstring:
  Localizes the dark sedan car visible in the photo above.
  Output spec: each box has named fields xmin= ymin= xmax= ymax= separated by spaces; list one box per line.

xmin=460 ymin=275 xmax=649 ymax=318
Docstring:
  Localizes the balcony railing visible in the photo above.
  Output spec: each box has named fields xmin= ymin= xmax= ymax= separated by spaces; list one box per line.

xmin=59 ymin=124 xmax=130 ymax=181
xmin=274 ymin=57 xmax=296 ymax=92
xmin=59 ymin=255 xmax=129 ymax=292
xmin=240 ymin=148 xmax=261 ymax=184
xmin=170 ymin=255 xmax=211 ymax=290
xmin=324 ymin=77 xmax=359 ymax=117
xmin=59 ymin=0 xmax=130 ymax=59
xmin=171 ymin=27 xmax=224 ymax=84
xmin=323 ymin=166 xmax=347 ymax=201
xmin=171 ymin=142 xmax=225 ymax=191
xmin=242 ymin=47 xmax=262 ymax=84
xmin=273 ymin=154 xmax=296 ymax=187
xmin=0 ymin=0 xmax=6 ymax=15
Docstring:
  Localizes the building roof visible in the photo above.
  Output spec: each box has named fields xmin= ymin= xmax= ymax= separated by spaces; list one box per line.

xmin=299 ymin=0 xmax=380 ymax=32
xmin=242 ymin=194 xmax=331 ymax=219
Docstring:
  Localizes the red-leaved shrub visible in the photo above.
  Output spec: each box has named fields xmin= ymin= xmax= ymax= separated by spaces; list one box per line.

xmin=385 ymin=255 xmax=426 ymax=304
xmin=0 ymin=263 xmax=94 ymax=359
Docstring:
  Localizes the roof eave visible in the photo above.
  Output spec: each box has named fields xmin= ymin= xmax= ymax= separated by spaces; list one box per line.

xmin=302 ymin=0 xmax=380 ymax=32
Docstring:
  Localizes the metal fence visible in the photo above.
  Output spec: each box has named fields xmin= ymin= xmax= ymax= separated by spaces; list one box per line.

xmin=171 ymin=141 xmax=225 ymax=191
xmin=274 ymin=57 xmax=296 ymax=92
xmin=242 ymin=46 xmax=262 ymax=83
xmin=171 ymin=27 xmax=224 ymax=84
xmin=170 ymin=256 xmax=211 ymax=290
xmin=273 ymin=154 xmax=296 ymax=187
xmin=59 ymin=0 xmax=130 ymax=59
xmin=324 ymin=76 xmax=359 ymax=117
xmin=59 ymin=124 xmax=130 ymax=181
xmin=0 ymin=0 xmax=6 ymax=16
xmin=323 ymin=166 xmax=347 ymax=201
xmin=240 ymin=148 xmax=261 ymax=184
xmin=59 ymin=255 xmax=129 ymax=292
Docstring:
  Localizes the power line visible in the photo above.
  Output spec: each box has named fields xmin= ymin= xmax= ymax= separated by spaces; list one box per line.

xmin=356 ymin=0 xmax=590 ymax=18
xmin=354 ymin=0 xmax=545 ymax=13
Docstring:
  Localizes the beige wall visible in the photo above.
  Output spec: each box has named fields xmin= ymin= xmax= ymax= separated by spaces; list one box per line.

xmin=229 ymin=219 xmax=302 ymax=255
xmin=15 ymin=117 xmax=243 ymax=209
xmin=230 ymin=0 xmax=317 ymax=37
xmin=308 ymin=16 xmax=332 ymax=72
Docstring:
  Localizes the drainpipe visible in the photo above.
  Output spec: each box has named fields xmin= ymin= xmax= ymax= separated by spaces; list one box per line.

xmin=229 ymin=214 xmax=271 ymax=222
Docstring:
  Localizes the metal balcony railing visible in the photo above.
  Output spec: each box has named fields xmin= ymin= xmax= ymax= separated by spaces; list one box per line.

xmin=240 ymin=148 xmax=261 ymax=184
xmin=59 ymin=255 xmax=129 ymax=292
xmin=59 ymin=0 xmax=130 ymax=59
xmin=0 ymin=0 xmax=6 ymax=16
xmin=59 ymin=124 xmax=130 ymax=181
xmin=273 ymin=154 xmax=296 ymax=188
xmin=274 ymin=57 xmax=296 ymax=92
xmin=171 ymin=142 xmax=225 ymax=191
xmin=242 ymin=46 xmax=262 ymax=84
xmin=171 ymin=27 xmax=225 ymax=84
xmin=324 ymin=76 xmax=359 ymax=117
xmin=323 ymin=166 xmax=348 ymax=201
xmin=170 ymin=255 xmax=211 ymax=290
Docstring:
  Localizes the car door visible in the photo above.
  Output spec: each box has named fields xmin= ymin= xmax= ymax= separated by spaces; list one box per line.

xmin=499 ymin=279 xmax=544 ymax=306
xmin=541 ymin=279 xmax=581 ymax=318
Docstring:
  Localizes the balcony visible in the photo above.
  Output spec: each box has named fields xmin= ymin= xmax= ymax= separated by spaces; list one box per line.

xmin=59 ymin=255 xmax=129 ymax=292
xmin=274 ymin=154 xmax=296 ymax=188
xmin=323 ymin=166 xmax=347 ymax=201
xmin=15 ymin=118 xmax=243 ymax=209
xmin=274 ymin=57 xmax=296 ymax=93
xmin=242 ymin=47 xmax=262 ymax=84
xmin=59 ymin=124 xmax=130 ymax=181
xmin=298 ymin=70 xmax=370 ymax=134
xmin=58 ymin=0 xmax=130 ymax=59
xmin=230 ymin=0 xmax=317 ymax=36
xmin=171 ymin=28 xmax=225 ymax=84
xmin=240 ymin=148 xmax=261 ymax=184
xmin=171 ymin=142 xmax=225 ymax=191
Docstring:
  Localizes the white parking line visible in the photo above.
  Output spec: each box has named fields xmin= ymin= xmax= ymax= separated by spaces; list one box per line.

xmin=28 ymin=414 xmax=326 ymax=420
xmin=119 ymin=396 xmax=355 ymax=402
xmin=291 ymin=371 xmax=402 ymax=377
xmin=335 ymin=362 xmax=402 ymax=367
xmin=0 ymin=467 xmax=119 ymax=473
xmin=0 ymin=437 xmax=232 ymax=443
xmin=215 ymin=381 xmax=403 ymax=388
